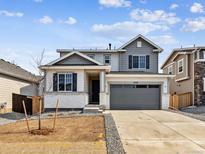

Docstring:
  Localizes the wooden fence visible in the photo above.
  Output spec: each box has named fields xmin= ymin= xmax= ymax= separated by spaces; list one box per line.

xmin=169 ymin=92 xmax=192 ymax=110
xmin=12 ymin=93 xmax=43 ymax=115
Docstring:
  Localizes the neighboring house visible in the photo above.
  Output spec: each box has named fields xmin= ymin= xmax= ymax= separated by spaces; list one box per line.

xmin=161 ymin=46 xmax=205 ymax=105
xmin=0 ymin=59 xmax=40 ymax=111
xmin=40 ymin=34 xmax=172 ymax=110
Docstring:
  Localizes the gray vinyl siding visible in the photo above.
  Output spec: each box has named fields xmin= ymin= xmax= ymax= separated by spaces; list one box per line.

xmin=119 ymin=38 xmax=158 ymax=73
xmin=55 ymin=54 xmax=96 ymax=65
xmin=85 ymin=52 xmax=119 ymax=71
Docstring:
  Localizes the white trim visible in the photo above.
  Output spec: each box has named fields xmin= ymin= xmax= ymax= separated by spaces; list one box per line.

xmin=40 ymin=65 xmax=111 ymax=72
xmin=106 ymin=74 xmax=174 ymax=78
xmin=168 ymin=65 xmax=173 ymax=75
xmin=175 ymin=76 xmax=190 ymax=82
xmin=119 ymin=34 xmax=163 ymax=52
xmin=162 ymin=62 xmax=175 ymax=69
xmin=203 ymin=78 xmax=205 ymax=92
xmin=137 ymin=41 xmax=142 ymax=47
xmin=104 ymin=54 xmax=111 ymax=65
xmin=132 ymin=54 xmax=147 ymax=69
xmin=46 ymin=51 xmax=102 ymax=66
xmin=58 ymin=73 xmax=73 ymax=92
xmin=177 ymin=59 xmax=184 ymax=74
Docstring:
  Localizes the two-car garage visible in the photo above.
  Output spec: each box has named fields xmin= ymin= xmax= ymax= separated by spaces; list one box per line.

xmin=110 ymin=84 xmax=161 ymax=110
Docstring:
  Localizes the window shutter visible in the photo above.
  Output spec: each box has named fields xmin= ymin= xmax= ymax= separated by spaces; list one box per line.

xmin=146 ymin=55 xmax=150 ymax=69
xmin=72 ymin=73 xmax=77 ymax=92
xmin=53 ymin=73 xmax=58 ymax=92
xmin=128 ymin=55 xmax=133 ymax=69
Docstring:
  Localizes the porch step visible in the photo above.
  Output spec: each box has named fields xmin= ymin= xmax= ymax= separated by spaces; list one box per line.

xmin=83 ymin=105 xmax=104 ymax=113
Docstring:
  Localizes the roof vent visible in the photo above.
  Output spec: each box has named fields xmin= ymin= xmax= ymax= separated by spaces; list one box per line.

xmin=109 ymin=43 xmax=112 ymax=50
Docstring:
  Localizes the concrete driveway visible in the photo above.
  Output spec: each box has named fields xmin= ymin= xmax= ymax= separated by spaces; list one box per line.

xmin=111 ymin=110 xmax=205 ymax=154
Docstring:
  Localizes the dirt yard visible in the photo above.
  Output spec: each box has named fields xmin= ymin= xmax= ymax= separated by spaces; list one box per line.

xmin=0 ymin=115 xmax=106 ymax=154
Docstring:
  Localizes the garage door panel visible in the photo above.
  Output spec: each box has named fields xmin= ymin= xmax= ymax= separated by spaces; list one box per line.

xmin=110 ymin=85 xmax=160 ymax=110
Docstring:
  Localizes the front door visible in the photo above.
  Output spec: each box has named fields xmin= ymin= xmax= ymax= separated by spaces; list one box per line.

xmin=91 ymin=80 xmax=99 ymax=103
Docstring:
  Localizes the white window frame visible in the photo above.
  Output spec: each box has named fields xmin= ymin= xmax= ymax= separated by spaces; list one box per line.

xmin=177 ymin=59 xmax=184 ymax=74
xmin=133 ymin=55 xmax=146 ymax=69
xmin=87 ymin=54 xmax=95 ymax=59
xmin=168 ymin=65 xmax=173 ymax=75
xmin=104 ymin=54 xmax=111 ymax=65
xmin=58 ymin=73 xmax=73 ymax=92
xmin=204 ymin=78 xmax=205 ymax=91
xmin=137 ymin=41 xmax=142 ymax=47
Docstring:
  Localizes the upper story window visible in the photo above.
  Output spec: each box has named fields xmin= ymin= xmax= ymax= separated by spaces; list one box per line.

xmin=168 ymin=65 xmax=173 ymax=75
xmin=199 ymin=51 xmax=204 ymax=59
xmin=137 ymin=41 xmax=142 ymax=47
xmin=104 ymin=54 xmax=111 ymax=65
xmin=129 ymin=55 xmax=150 ymax=69
xmin=87 ymin=54 xmax=95 ymax=59
xmin=177 ymin=59 xmax=184 ymax=74
xmin=133 ymin=55 xmax=146 ymax=69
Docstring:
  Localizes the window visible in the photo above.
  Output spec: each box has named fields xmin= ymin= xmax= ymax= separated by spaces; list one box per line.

xmin=104 ymin=54 xmax=111 ymax=65
xmin=199 ymin=51 xmax=204 ymax=59
xmin=178 ymin=59 xmax=184 ymax=74
xmin=58 ymin=73 xmax=73 ymax=92
xmin=133 ymin=55 xmax=146 ymax=69
xmin=168 ymin=65 xmax=173 ymax=75
xmin=87 ymin=54 xmax=95 ymax=59
xmin=139 ymin=56 xmax=146 ymax=68
xmin=137 ymin=41 xmax=142 ymax=47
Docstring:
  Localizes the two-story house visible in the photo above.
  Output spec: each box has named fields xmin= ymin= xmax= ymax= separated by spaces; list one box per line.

xmin=40 ymin=34 xmax=172 ymax=110
xmin=161 ymin=46 xmax=205 ymax=105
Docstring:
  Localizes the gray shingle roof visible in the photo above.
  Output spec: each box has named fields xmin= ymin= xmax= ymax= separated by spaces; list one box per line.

xmin=0 ymin=59 xmax=40 ymax=83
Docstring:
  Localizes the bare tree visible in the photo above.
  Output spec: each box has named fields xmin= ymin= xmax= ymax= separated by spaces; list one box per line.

xmin=31 ymin=48 xmax=45 ymax=76
xmin=30 ymin=49 xmax=46 ymax=130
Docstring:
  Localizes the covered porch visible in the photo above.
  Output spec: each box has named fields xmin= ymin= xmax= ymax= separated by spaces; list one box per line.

xmin=85 ymin=70 xmax=107 ymax=106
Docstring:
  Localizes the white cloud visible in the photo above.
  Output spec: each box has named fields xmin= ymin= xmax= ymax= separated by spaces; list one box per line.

xmin=170 ymin=4 xmax=179 ymax=10
xmin=182 ymin=17 xmax=205 ymax=32
xmin=33 ymin=0 xmax=43 ymax=2
xmin=63 ymin=17 xmax=77 ymax=25
xmin=150 ymin=35 xmax=177 ymax=45
xmin=99 ymin=0 xmax=131 ymax=8
xmin=190 ymin=3 xmax=204 ymax=13
xmin=130 ymin=9 xmax=181 ymax=25
xmin=0 ymin=10 xmax=24 ymax=17
xmin=38 ymin=16 xmax=53 ymax=24
xmin=91 ymin=21 xmax=168 ymax=39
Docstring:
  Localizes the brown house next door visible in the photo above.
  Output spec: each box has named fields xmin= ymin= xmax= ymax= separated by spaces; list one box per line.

xmin=91 ymin=80 xmax=100 ymax=104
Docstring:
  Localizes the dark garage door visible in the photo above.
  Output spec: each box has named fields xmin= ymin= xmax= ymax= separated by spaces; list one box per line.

xmin=110 ymin=84 xmax=160 ymax=110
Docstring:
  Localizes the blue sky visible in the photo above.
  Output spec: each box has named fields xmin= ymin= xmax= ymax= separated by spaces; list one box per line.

xmin=0 ymin=0 xmax=205 ymax=74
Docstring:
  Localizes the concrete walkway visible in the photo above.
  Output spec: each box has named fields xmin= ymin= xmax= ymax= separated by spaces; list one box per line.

xmin=111 ymin=110 xmax=205 ymax=154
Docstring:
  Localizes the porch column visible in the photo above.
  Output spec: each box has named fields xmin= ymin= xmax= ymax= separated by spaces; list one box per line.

xmin=100 ymin=71 xmax=105 ymax=92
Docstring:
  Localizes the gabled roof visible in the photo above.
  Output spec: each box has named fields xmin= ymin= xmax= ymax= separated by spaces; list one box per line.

xmin=118 ymin=34 xmax=163 ymax=52
xmin=0 ymin=59 xmax=40 ymax=83
xmin=161 ymin=47 xmax=200 ymax=69
xmin=45 ymin=51 xmax=103 ymax=66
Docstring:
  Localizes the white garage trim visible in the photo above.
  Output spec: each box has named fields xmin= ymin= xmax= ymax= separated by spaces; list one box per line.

xmin=99 ymin=74 xmax=171 ymax=110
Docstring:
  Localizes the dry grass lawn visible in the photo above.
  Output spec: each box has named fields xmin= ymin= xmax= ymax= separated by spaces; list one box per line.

xmin=0 ymin=115 xmax=106 ymax=154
